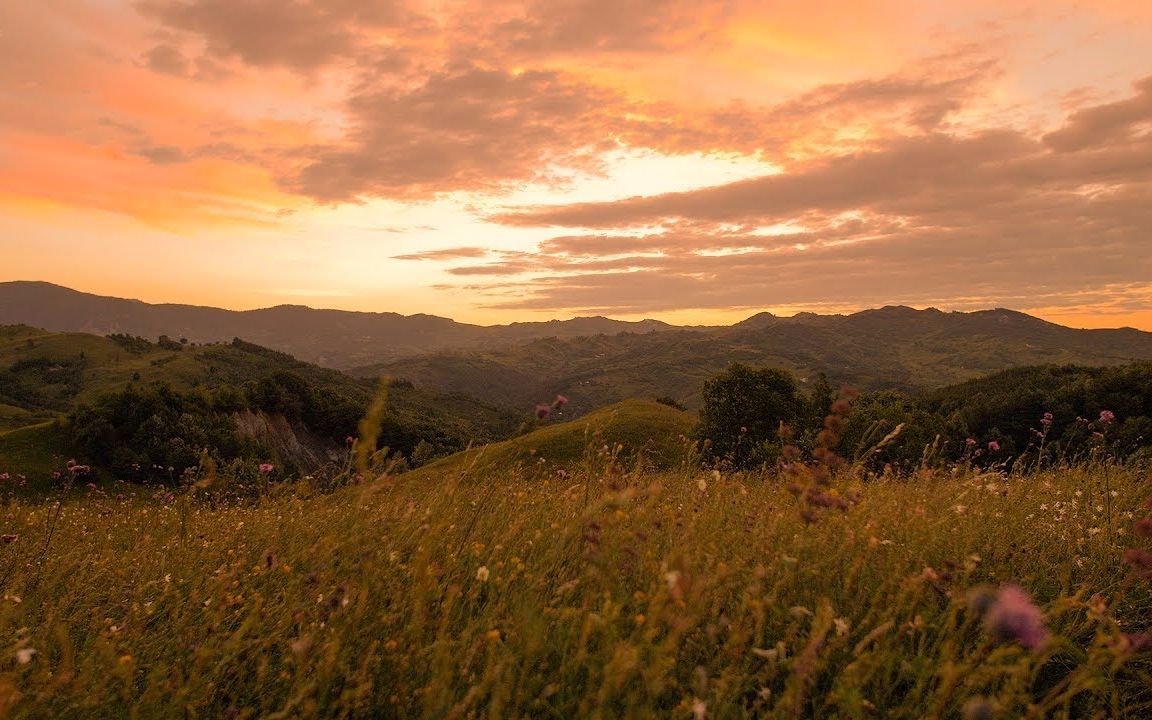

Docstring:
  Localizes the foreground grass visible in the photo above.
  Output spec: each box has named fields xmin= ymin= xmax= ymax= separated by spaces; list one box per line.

xmin=0 ymin=461 xmax=1149 ymax=718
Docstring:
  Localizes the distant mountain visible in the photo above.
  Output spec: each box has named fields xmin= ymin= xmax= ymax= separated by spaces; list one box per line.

xmin=350 ymin=306 xmax=1152 ymax=414
xmin=0 ymin=282 xmax=677 ymax=368
xmin=5 ymin=282 xmax=1152 ymax=417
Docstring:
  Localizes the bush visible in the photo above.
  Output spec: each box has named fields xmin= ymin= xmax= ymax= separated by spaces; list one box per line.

xmin=697 ymin=363 xmax=802 ymax=467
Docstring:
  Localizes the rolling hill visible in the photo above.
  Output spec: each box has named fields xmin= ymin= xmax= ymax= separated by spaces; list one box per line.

xmin=0 ymin=325 xmax=521 ymax=486
xmin=0 ymin=281 xmax=678 ymax=368
xmin=351 ymin=306 xmax=1152 ymax=414
xmin=406 ymin=399 xmax=697 ymax=481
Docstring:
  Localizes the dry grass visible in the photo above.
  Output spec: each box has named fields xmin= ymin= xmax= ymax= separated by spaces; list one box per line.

xmin=0 ymin=456 xmax=1149 ymax=718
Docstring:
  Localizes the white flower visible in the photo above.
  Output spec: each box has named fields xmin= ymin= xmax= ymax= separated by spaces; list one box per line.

xmin=692 ymin=698 xmax=707 ymax=720
xmin=15 ymin=648 xmax=35 ymax=664
xmin=475 ymin=565 xmax=490 ymax=582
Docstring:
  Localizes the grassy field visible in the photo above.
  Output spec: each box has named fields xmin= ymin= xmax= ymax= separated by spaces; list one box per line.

xmin=0 ymin=452 xmax=1148 ymax=717
xmin=410 ymin=399 xmax=697 ymax=480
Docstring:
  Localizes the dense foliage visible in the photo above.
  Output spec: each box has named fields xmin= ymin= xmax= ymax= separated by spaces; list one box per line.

xmin=844 ymin=362 xmax=1152 ymax=470
xmin=697 ymin=363 xmax=804 ymax=466
xmin=71 ymin=383 xmax=269 ymax=482
xmin=696 ymin=362 xmax=1152 ymax=472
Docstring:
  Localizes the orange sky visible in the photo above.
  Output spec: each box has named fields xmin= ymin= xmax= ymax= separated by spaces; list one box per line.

xmin=2 ymin=0 xmax=1151 ymax=329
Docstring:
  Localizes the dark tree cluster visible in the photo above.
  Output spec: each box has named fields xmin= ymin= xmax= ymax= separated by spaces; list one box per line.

xmin=698 ymin=362 xmax=1152 ymax=471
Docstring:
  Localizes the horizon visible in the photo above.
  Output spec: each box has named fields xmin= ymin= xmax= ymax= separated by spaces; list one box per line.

xmin=3 ymin=278 xmax=1148 ymax=332
xmin=2 ymin=2 xmax=1151 ymax=330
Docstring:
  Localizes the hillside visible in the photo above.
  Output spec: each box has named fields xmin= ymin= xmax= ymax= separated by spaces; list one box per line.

xmin=409 ymin=399 xmax=697 ymax=480
xmin=0 ymin=326 xmax=520 ymax=485
xmin=352 ymin=307 xmax=1152 ymax=414
xmin=0 ymin=282 xmax=679 ymax=368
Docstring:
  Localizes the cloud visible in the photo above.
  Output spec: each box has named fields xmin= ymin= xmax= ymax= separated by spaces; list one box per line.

xmin=286 ymin=65 xmax=625 ymax=201
xmin=450 ymin=79 xmax=1152 ymax=313
xmin=135 ymin=0 xmax=423 ymax=71
xmin=1043 ymin=75 xmax=1152 ymax=151
xmin=142 ymin=43 xmax=191 ymax=76
xmin=131 ymin=144 xmax=189 ymax=164
xmin=392 ymin=246 xmax=491 ymax=260
xmin=497 ymin=0 xmax=737 ymax=54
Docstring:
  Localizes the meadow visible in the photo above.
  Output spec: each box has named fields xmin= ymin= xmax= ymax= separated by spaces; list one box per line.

xmin=0 ymin=443 xmax=1149 ymax=718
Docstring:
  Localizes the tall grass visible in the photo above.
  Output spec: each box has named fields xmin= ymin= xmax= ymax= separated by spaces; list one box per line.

xmin=0 ymin=452 xmax=1148 ymax=717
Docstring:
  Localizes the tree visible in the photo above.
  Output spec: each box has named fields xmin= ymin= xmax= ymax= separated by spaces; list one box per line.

xmin=698 ymin=364 xmax=802 ymax=467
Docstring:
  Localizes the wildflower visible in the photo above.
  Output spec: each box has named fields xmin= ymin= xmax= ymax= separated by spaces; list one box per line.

xmin=1041 ymin=412 xmax=1053 ymax=427
xmin=833 ymin=617 xmax=851 ymax=637
xmin=1123 ymin=549 xmax=1152 ymax=578
xmin=554 ymin=394 xmax=569 ymax=406
xmin=987 ymin=440 xmax=1000 ymax=452
xmin=692 ymin=698 xmax=707 ymax=720
xmin=15 ymin=648 xmax=35 ymax=664
xmin=259 ymin=463 xmax=274 ymax=474
xmin=965 ymin=438 xmax=977 ymax=447
xmin=983 ymin=584 xmax=1048 ymax=650
xmin=475 ymin=565 xmax=490 ymax=582
xmin=0 ymin=473 xmax=7 ymax=481
xmin=535 ymin=404 xmax=552 ymax=420
xmin=962 ymin=697 xmax=996 ymax=720
xmin=1099 ymin=410 xmax=1115 ymax=424
xmin=345 ymin=436 xmax=356 ymax=446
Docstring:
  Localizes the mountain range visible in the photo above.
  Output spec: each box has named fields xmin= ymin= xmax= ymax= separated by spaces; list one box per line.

xmin=4 ymin=281 xmax=1152 ymax=414
xmin=0 ymin=282 xmax=675 ymax=368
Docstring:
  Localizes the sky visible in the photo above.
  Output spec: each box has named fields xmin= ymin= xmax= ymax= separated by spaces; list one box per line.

xmin=1 ymin=1 xmax=1151 ymax=329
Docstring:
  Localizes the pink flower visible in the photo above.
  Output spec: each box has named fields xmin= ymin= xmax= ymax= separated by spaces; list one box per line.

xmin=535 ymin=404 xmax=552 ymax=420
xmin=983 ymin=584 xmax=1048 ymax=650
xmin=0 ymin=473 xmax=8 ymax=481
xmin=987 ymin=441 xmax=1001 ymax=452
xmin=554 ymin=394 xmax=569 ymax=406
xmin=259 ymin=463 xmax=275 ymax=474
xmin=1041 ymin=412 xmax=1053 ymax=427
xmin=1099 ymin=410 xmax=1115 ymax=424
xmin=345 ymin=436 xmax=356 ymax=446
xmin=965 ymin=438 xmax=977 ymax=447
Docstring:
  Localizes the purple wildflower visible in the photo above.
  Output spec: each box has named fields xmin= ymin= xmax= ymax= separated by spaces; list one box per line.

xmin=259 ymin=463 xmax=275 ymax=474
xmin=984 ymin=584 xmax=1048 ymax=650
xmin=1099 ymin=410 xmax=1115 ymax=424
xmin=987 ymin=440 xmax=1001 ymax=452
xmin=535 ymin=404 xmax=552 ymax=420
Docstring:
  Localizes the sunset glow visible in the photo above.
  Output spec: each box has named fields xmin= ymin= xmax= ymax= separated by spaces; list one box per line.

xmin=2 ymin=1 xmax=1151 ymax=327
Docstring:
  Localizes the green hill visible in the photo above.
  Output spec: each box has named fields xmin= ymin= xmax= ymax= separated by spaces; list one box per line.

xmin=0 ymin=326 xmax=519 ymax=486
xmin=409 ymin=399 xmax=696 ymax=481
xmin=351 ymin=307 xmax=1152 ymax=416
